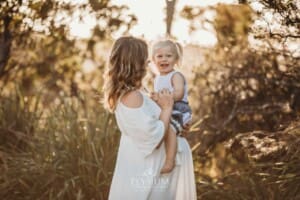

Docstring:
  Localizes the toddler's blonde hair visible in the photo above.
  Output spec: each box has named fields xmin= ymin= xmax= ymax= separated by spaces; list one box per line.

xmin=151 ymin=39 xmax=183 ymax=65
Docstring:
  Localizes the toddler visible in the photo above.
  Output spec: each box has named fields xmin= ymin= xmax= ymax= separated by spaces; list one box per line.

xmin=151 ymin=39 xmax=192 ymax=173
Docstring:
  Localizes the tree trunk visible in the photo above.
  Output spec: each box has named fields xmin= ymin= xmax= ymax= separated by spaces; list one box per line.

xmin=165 ymin=0 xmax=177 ymax=37
xmin=0 ymin=14 xmax=12 ymax=79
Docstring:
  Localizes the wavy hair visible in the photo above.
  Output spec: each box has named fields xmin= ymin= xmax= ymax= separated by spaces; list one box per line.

xmin=103 ymin=36 xmax=148 ymax=112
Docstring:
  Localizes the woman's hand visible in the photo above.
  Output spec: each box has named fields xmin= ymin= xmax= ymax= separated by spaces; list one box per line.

xmin=156 ymin=89 xmax=174 ymax=111
xmin=150 ymin=92 xmax=158 ymax=102
xmin=179 ymin=122 xmax=191 ymax=137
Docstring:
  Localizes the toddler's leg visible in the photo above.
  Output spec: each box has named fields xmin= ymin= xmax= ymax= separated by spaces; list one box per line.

xmin=161 ymin=128 xmax=177 ymax=174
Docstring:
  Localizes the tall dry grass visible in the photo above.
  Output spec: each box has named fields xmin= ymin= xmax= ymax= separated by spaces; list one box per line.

xmin=195 ymin=120 xmax=300 ymax=200
xmin=0 ymin=88 xmax=119 ymax=200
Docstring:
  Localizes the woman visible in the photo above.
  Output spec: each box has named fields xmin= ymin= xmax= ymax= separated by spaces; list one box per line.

xmin=103 ymin=36 xmax=196 ymax=200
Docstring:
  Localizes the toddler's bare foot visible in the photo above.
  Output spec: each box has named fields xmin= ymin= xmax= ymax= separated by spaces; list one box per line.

xmin=160 ymin=159 xmax=175 ymax=174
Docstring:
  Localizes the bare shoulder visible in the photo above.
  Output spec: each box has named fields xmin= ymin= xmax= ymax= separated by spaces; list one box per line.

xmin=120 ymin=90 xmax=143 ymax=108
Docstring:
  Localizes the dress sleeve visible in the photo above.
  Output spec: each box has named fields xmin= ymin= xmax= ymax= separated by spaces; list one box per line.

xmin=139 ymin=110 xmax=165 ymax=157
xmin=117 ymin=104 xmax=165 ymax=157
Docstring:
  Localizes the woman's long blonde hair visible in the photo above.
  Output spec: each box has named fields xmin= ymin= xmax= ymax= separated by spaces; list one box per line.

xmin=103 ymin=36 xmax=148 ymax=112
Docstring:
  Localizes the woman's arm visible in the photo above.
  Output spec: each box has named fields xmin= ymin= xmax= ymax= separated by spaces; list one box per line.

xmin=121 ymin=89 xmax=173 ymax=149
xmin=155 ymin=89 xmax=174 ymax=148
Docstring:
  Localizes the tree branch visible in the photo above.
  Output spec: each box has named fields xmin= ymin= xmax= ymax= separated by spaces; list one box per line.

xmin=269 ymin=32 xmax=300 ymax=39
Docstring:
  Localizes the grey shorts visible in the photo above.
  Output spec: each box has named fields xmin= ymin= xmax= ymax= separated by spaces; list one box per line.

xmin=170 ymin=101 xmax=192 ymax=135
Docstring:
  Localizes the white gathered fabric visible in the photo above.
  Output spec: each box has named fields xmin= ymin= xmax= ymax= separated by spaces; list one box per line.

xmin=108 ymin=91 xmax=197 ymax=200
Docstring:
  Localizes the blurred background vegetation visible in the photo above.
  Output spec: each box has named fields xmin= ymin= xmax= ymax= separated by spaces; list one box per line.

xmin=0 ymin=0 xmax=299 ymax=199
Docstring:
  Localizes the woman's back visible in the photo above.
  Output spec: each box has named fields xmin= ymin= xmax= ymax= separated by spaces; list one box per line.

xmin=109 ymin=91 xmax=168 ymax=199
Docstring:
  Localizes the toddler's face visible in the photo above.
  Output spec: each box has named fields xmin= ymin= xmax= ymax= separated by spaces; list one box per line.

xmin=153 ymin=46 xmax=177 ymax=75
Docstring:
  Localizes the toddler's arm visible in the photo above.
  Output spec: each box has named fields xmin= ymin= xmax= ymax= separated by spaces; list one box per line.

xmin=171 ymin=72 xmax=185 ymax=101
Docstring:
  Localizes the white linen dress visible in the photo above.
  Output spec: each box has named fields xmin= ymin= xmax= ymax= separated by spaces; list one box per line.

xmin=108 ymin=91 xmax=197 ymax=200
